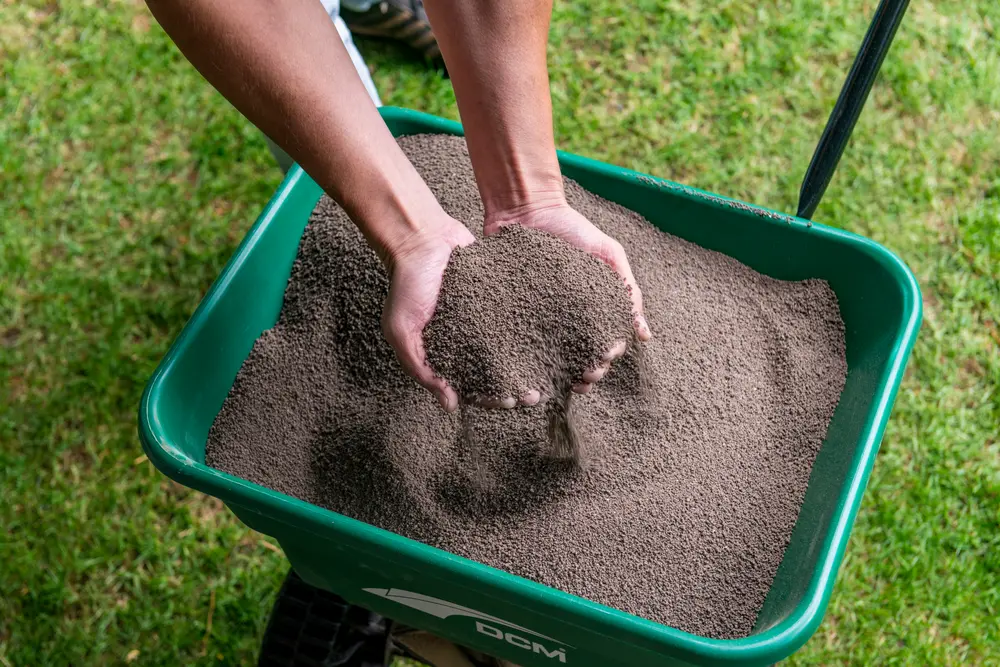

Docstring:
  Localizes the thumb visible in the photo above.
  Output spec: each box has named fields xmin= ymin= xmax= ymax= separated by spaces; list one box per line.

xmin=382 ymin=311 xmax=459 ymax=412
xmin=603 ymin=240 xmax=651 ymax=341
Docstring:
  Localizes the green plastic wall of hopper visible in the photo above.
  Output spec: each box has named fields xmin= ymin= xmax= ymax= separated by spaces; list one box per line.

xmin=139 ymin=107 xmax=921 ymax=666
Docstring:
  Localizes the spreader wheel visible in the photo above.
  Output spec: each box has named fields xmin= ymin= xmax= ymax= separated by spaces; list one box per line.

xmin=258 ymin=570 xmax=390 ymax=667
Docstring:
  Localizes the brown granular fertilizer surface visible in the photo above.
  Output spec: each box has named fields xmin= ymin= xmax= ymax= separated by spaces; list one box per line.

xmin=206 ymin=134 xmax=847 ymax=639
xmin=424 ymin=224 xmax=634 ymax=402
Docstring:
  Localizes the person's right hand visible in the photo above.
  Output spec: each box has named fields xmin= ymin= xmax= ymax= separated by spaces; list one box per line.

xmin=483 ymin=199 xmax=650 ymax=399
xmin=381 ymin=215 xmax=475 ymax=414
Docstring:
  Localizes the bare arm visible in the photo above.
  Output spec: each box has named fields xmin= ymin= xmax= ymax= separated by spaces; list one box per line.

xmin=423 ymin=0 xmax=652 ymax=353
xmin=146 ymin=0 xmax=644 ymax=409
xmin=145 ymin=0 xmax=472 ymax=410
xmin=145 ymin=0 xmax=438 ymax=261
xmin=420 ymin=0 xmax=563 ymax=217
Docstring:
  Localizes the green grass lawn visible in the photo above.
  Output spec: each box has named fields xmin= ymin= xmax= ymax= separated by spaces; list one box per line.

xmin=2 ymin=0 xmax=998 ymax=664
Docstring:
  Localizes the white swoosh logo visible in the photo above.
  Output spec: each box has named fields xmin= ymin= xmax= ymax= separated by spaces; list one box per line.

xmin=363 ymin=588 xmax=565 ymax=645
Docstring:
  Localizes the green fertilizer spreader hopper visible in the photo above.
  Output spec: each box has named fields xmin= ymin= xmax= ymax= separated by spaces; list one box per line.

xmin=139 ymin=2 xmax=920 ymax=664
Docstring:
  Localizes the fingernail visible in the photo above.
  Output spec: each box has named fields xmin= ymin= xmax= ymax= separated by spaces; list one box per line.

xmin=438 ymin=392 xmax=455 ymax=413
xmin=636 ymin=315 xmax=652 ymax=341
xmin=520 ymin=390 xmax=541 ymax=407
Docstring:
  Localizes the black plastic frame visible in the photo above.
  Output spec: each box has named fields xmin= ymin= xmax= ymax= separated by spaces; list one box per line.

xmin=796 ymin=0 xmax=911 ymax=220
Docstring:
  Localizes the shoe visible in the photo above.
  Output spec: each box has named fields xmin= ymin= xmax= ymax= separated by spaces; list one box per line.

xmin=341 ymin=0 xmax=442 ymax=64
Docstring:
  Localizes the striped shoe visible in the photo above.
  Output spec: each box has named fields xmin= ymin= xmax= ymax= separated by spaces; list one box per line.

xmin=341 ymin=0 xmax=442 ymax=64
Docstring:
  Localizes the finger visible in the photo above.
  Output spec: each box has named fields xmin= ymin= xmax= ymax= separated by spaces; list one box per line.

xmin=572 ymin=382 xmax=594 ymax=395
xmin=519 ymin=390 xmax=541 ymax=407
xmin=634 ymin=314 xmax=652 ymax=342
xmin=580 ymin=339 xmax=629 ymax=384
xmin=470 ymin=395 xmax=517 ymax=410
xmin=603 ymin=240 xmax=651 ymax=341
xmin=412 ymin=363 xmax=458 ymax=412
xmin=384 ymin=317 xmax=458 ymax=413
xmin=581 ymin=364 xmax=609 ymax=384
xmin=437 ymin=384 xmax=460 ymax=413
xmin=602 ymin=339 xmax=628 ymax=362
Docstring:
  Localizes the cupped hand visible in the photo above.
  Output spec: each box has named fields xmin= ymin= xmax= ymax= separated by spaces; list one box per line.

xmin=381 ymin=216 xmax=475 ymax=413
xmin=484 ymin=199 xmax=651 ymax=398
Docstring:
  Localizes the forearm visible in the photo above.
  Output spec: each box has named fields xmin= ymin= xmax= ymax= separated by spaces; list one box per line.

xmin=422 ymin=0 xmax=564 ymax=219
xmin=145 ymin=0 xmax=444 ymax=263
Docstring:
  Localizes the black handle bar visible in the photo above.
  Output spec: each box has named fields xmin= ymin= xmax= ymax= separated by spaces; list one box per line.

xmin=795 ymin=0 xmax=911 ymax=220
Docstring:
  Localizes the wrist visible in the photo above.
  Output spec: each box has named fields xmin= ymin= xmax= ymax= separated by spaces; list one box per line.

xmin=367 ymin=205 xmax=459 ymax=273
xmin=479 ymin=165 xmax=565 ymax=222
xmin=380 ymin=213 xmax=461 ymax=268
xmin=483 ymin=177 xmax=564 ymax=216
xmin=357 ymin=195 xmax=469 ymax=276
xmin=483 ymin=187 xmax=569 ymax=235
xmin=328 ymin=168 xmax=451 ymax=270
xmin=464 ymin=123 xmax=566 ymax=225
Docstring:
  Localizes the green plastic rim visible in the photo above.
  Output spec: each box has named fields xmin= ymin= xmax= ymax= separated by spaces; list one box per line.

xmin=139 ymin=107 xmax=922 ymax=666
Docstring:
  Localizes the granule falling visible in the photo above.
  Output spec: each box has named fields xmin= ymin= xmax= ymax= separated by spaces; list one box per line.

xmin=205 ymin=133 xmax=848 ymax=639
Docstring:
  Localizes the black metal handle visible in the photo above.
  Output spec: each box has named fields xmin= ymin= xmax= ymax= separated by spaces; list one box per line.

xmin=795 ymin=0 xmax=911 ymax=220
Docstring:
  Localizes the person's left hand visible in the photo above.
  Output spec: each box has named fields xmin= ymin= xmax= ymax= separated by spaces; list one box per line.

xmin=381 ymin=214 xmax=476 ymax=413
xmin=484 ymin=199 xmax=651 ymax=396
